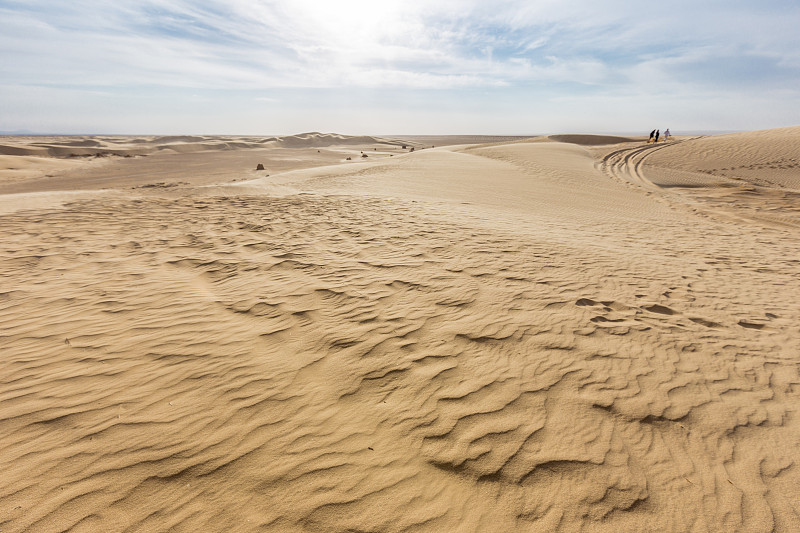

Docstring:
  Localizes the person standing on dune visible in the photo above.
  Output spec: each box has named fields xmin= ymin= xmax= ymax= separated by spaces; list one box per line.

xmin=649 ymin=129 xmax=656 ymax=143
xmin=655 ymin=129 xmax=660 ymax=143
xmin=664 ymin=128 xmax=671 ymax=141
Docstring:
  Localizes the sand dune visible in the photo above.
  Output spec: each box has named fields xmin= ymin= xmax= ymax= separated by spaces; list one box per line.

xmin=0 ymin=133 xmax=413 ymax=194
xmin=1 ymin=130 xmax=799 ymax=532
xmin=0 ymin=132 xmax=406 ymax=161
xmin=593 ymin=127 xmax=800 ymax=229
xmin=273 ymin=132 xmax=405 ymax=149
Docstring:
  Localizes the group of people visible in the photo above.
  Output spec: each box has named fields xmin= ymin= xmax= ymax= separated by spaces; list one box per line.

xmin=648 ymin=128 xmax=671 ymax=143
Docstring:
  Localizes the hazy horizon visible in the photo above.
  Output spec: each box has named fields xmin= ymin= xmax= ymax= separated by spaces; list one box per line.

xmin=0 ymin=129 xmax=746 ymax=138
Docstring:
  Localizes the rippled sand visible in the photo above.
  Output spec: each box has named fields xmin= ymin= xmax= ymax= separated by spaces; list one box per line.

xmin=2 ymin=130 xmax=799 ymax=532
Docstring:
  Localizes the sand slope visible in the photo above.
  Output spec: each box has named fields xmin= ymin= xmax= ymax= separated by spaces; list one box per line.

xmin=1 ymin=130 xmax=799 ymax=532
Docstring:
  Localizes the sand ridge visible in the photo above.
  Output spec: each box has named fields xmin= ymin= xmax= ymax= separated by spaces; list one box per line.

xmin=1 ymin=129 xmax=800 ymax=532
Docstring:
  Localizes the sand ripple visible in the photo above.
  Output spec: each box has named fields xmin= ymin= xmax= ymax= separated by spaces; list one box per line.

xmin=2 ymin=133 xmax=800 ymax=531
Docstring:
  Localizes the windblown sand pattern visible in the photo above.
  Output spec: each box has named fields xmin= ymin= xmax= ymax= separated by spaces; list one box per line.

xmin=1 ymin=130 xmax=799 ymax=531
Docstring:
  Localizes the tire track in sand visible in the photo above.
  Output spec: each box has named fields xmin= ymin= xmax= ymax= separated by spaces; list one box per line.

xmin=600 ymin=138 xmax=800 ymax=230
xmin=598 ymin=138 xmax=699 ymax=194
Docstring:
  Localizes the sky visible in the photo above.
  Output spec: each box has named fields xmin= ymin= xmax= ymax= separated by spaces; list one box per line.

xmin=1 ymin=0 xmax=799 ymax=135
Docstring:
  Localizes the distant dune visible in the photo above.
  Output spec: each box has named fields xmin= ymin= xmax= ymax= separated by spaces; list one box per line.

xmin=271 ymin=132 xmax=403 ymax=148
xmin=2 ymin=127 xmax=799 ymax=532
xmin=0 ymin=132 xmax=408 ymax=160
xmin=0 ymin=133 xmax=416 ymax=194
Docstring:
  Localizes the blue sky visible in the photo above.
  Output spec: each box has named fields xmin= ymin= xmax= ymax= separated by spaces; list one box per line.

xmin=1 ymin=0 xmax=799 ymax=134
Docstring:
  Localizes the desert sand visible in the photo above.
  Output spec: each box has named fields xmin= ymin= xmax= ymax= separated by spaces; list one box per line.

xmin=1 ymin=129 xmax=799 ymax=532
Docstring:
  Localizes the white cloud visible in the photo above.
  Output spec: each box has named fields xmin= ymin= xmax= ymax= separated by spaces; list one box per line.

xmin=1 ymin=0 xmax=799 ymax=132
xmin=3 ymin=0 xmax=797 ymax=90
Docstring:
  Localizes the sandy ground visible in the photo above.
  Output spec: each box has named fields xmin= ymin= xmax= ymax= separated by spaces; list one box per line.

xmin=1 ymin=130 xmax=799 ymax=532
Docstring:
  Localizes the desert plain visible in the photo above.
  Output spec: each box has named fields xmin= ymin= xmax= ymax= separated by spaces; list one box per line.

xmin=1 ymin=128 xmax=800 ymax=532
